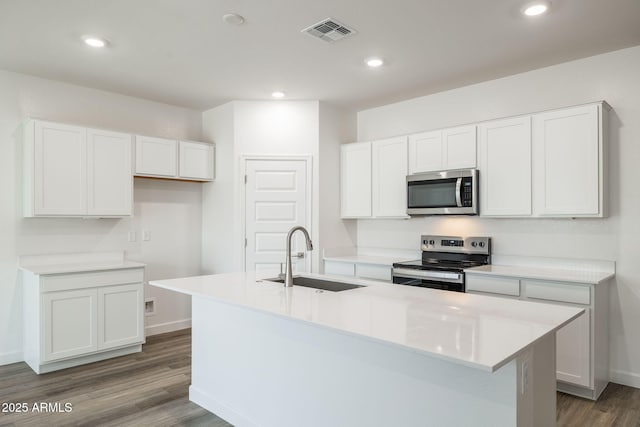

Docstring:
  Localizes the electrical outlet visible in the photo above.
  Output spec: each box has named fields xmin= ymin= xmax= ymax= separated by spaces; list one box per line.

xmin=145 ymin=298 xmax=156 ymax=316
xmin=521 ymin=360 xmax=529 ymax=395
xmin=128 ymin=231 xmax=136 ymax=242
xmin=143 ymin=230 xmax=151 ymax=241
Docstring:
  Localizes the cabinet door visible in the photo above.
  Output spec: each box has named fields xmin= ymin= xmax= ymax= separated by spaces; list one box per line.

xmin=179 ymin=141 xmax=214 ymax=180
xmin=87 ymin=129 xmax=132 ymax=216
xmin=372 ymin=136 xmax=408 ymax=217
xmin=42 ymin=289 xmax=97 ymax=361
xmin=33 ymin=121 xmax=87 ymax=215
xmin=478 ymin=116 xmax=532 ymax=216
xmin=556 ymin=309 xmax=591 ymax=387
xmin=98 ymin=283 xmax=144 ymax=350
xmin=533 ymin=104 xmax=601 ymax=216
xmin=443 ymin=125 xmax=476 ymax=169
xmin=408 ymin=130 xmax=442 ymax=174
xmin=135 ymin=136 xmax=177 ymax=177
xmin=341 ymin=142 xmax=372 ymax=218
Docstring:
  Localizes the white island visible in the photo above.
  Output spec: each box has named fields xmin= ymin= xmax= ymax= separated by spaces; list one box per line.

xmin=150 ymin=272 xmax=583 ymax=427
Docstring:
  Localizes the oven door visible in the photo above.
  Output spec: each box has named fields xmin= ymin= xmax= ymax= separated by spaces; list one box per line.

xmin=392 ymin=268 xmax=465 ymax=292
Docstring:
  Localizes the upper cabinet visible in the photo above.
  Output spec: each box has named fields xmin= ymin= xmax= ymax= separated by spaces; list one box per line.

xmin=134 ymin=136 xmax=214 ymax=182
xmin=408 ymin=125 xmax=476 ymax=174
xmin=532 ymin=103 xmax=606 ymax=217
xmin=341 ymin=137 xmax=408 ymax=219
xmin=372 ymin=136 xmax=408 ymax=218
xmin=23 ymin=120 xmax=132 ymax=217
xmin=341 ymin=142 xmax=372 ymax=218
xmin=134 ymin=136 xmax=177 ymax=177
xmin=477 ymin=102 xmax=607 ymax=218
xmin=478 ymin=116 xmax=532 ymax=216
xmin=179 ymin=141 xmax=215 ymax=181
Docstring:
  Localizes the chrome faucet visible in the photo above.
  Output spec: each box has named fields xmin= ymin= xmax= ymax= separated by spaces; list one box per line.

xmin=284 ymin=226 xmax=313 ymax=287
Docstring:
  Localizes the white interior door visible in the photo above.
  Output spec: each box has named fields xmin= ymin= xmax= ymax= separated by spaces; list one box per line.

xmin=245 ymin=159 xmax=309 ymax=275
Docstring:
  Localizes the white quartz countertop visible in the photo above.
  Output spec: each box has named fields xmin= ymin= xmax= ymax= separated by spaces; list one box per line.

xmin=464 ymin=264 xmax=614 ymax=285
xmin=150 ymin=271 xmax=582 ymax=372
xmin=20 ymin=260 xmax=146 ymax=275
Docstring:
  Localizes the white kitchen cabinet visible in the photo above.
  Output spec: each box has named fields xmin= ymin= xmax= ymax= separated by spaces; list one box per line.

xmin=408 ymin=130 xmax=442 ymax=174
xmin=87 ymin=128 xmax=133 ymax=216
xmin=478 ymin=116 xmax=532 ymax=216
xmin=22 ymin=265 xmax=145 ymax=374
xmin=532 ymin=103 xmax=607 ymax=217
xmin=23 ymin=120 xmax=132 ymax=217
xmin=324 ymin=260 xmax=392 ymax=282
xmin=465 ymin=270 xmax=608 ymax=400
xmin=179 ymin=140 xmax=215 ymax=180
xmin=42 ymin=288 xmax=97 ymax=362
xmin=340 ymin=142 xmax=372 ymax=218
xmin=134 ymin=136 xmax=215 ymax=182
xmin=29 ymin=120 xmax=87 ymax=216
xmin=135 ymin=135 xmax=178 ymax=177
xmin=372 ymin=136 xmax=408 ymax=218
xmin=556 ymin=308 xmax=591 ymax=387
xmin=408 ymin=125 xmax=476 ymax=174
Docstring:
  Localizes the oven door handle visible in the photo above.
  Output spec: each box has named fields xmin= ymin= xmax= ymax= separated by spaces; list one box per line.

xmin=455 ymin=177 xmax=463 ymax=207
xmin=392 ymin=268 xmax=463 ymax=284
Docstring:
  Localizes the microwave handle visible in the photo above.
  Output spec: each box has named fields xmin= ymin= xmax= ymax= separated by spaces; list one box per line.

xmin=455 ymin=177 xmax=463 ymax=207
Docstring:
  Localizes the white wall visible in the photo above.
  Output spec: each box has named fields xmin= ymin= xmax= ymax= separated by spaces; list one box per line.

xmin=0 ymin=70 xmax=204 ymax=363
xmin=356 ymin=46 xmax=640 ymax=387
xmin=201 ymin=101 xmax=357 ymax=275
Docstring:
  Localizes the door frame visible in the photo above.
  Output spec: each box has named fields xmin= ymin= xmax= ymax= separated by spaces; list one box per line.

xmin=239 ymin=154 xmax=313 ymax=273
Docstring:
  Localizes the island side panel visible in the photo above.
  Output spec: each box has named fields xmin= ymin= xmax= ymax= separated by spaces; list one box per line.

xmin=189 ymin=296 xmax=523 ymax=427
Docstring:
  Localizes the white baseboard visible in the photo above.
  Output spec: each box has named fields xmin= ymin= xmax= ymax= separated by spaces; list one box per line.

xmin=610 ymin=369 xmax=640 ymax=390
xmin=190 ymin=385 xmax=257 ymax=427
xmin=145 ymin=318 xmax=191 ymax=337
xmin=0 ymin=351 xmax=23 ymax=366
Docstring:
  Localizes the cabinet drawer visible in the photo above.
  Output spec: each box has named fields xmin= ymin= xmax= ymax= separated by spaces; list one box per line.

xmin=356 ymin=264 xmax=392 ymax=282
xmin=466 ymin=275 xmax=520 ymax=296
xmin=524 ymin=280 xmax=591 ymax=305
xmin=324 ymin=261 xmax=355 ymax=277
xmin=41 ymin=268 xmax=144 ymax=293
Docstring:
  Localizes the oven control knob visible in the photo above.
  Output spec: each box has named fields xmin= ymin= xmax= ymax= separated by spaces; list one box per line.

xmin=471 ymin=242 xmax=477 ymax=248
xmin=429 ymin=240 xmax=435 ymax=245
xmin=478 ymin=242 xmax=485 ymax=248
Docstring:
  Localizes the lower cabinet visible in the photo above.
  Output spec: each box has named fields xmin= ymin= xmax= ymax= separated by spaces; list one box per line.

xmin=324 ymin=260 xmax=392 ymax=282
xmin=466 ymin=273 xmax=608 ymax=400
xmin=23 ymin=267 xmax=145 ymax=374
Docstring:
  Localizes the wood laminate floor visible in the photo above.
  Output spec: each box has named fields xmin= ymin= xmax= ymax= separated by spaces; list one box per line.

xmin=1 ymin=329 xmax=639 ymax=426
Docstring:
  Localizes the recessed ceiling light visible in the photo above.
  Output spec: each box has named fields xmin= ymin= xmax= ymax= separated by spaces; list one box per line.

xmin=366 ymin=58 xmax=384 ymax=68
xmin=522 ymin=1 xmax=550 ymax=16
xmin=271 ymin=91 xmax=285 ymax=99
xmin=223 ymin=13 xmax=245 ymax=25
xmin=82 ymin=35 xmax=108 ymax=48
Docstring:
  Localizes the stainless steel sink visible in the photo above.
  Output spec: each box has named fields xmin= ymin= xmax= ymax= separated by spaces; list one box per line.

xmin=263 ymin=276 xmax=364 ymax=292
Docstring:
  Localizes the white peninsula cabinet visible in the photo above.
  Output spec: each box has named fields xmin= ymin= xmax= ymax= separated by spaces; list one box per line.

xmin=408 ymin=125 xmax=476 ymax=174
xmin=20 ymin=253 xmax=146 ymax=374
xmin=23 ymin=120 xmax=132 ymax=217
xmin=135 ymin=136 xmax=214 ymax=181
xmin=465 ymin=265 xmax=612 ymax=400
xmin=341 ymin=137 xmax=408 ymax=219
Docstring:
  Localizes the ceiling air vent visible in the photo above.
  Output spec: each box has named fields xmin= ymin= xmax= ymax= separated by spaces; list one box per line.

xmin=302 ymin=18 xmax=357 ymax=43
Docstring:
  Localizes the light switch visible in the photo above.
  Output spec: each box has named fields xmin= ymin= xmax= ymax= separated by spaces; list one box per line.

xmin=143 ymin=230 xmax=151 ymax=241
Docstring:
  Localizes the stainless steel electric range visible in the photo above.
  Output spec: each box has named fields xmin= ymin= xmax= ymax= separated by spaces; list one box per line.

xmin=392 ymin=235 xmax=491 ymax=292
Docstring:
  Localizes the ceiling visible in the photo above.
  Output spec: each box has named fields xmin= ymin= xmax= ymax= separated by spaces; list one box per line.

xmin=1 ymin=0 xmax=639 ymax=112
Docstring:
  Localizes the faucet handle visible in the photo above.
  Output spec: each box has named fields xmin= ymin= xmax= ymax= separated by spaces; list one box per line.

xmin=278 ymin=263 xmax=285 ymax=279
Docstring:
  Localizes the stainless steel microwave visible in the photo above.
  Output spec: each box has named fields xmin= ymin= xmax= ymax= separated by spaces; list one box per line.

xmin=407 ymin=169 xmax=478 ymax=215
